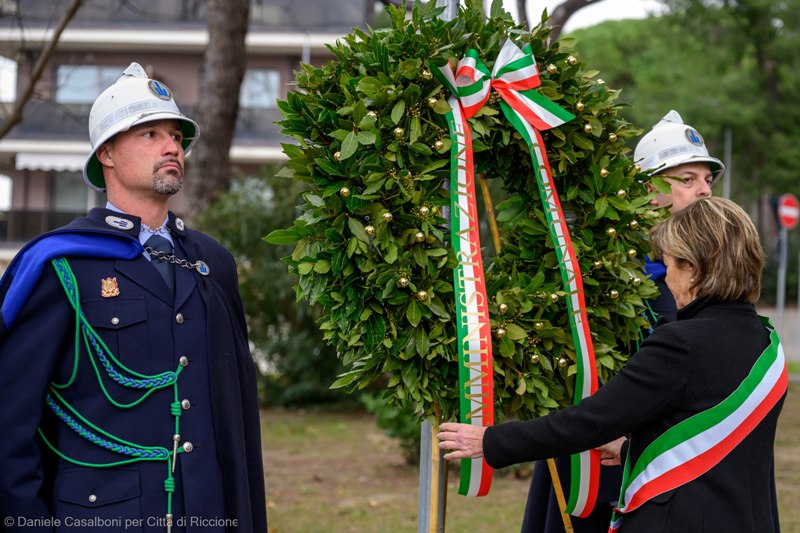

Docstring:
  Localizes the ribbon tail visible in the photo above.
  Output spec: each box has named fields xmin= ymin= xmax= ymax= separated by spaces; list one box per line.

xmin=500 ymin=99 xmax=600 ymax=516
xmin=446 ymin=95 xmax=494 ymax=498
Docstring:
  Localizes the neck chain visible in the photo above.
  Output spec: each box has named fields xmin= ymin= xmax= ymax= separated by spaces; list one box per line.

xmin=141 ymin=223 xmax=169 ymax=234
xmin=144 ymin=246 xmax=211 ymax=276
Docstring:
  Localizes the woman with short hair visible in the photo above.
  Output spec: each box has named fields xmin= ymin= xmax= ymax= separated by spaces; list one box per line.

xmin=439 ymin=197 xmax=787 ymax=532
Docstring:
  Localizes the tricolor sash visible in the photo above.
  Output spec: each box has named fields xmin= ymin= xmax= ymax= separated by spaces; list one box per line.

xmin=433 ymin=40 xmax=600 ymax=512
xmin=609 ymin=316 xmax=788 ymax=531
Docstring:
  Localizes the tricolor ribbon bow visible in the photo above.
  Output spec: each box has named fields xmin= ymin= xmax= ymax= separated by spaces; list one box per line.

xmin=432 ymin=40 xmax=601 ymax=518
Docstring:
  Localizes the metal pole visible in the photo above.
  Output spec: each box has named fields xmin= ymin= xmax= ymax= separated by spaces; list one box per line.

xmin=722 ymin=127 xmax=732 ymax=199
xmin=777 ymin=227 xmax=788 ymax=332
xmin=418 ymin=420 xmax=446 ymax=533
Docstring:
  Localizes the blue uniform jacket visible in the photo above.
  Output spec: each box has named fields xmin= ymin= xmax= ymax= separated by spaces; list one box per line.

xmin=0 ymin=208 xmax=267 ymax=532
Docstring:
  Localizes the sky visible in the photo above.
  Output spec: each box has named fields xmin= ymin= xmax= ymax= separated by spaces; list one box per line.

xmin=503 ymin=0 xmax=664 ymax=33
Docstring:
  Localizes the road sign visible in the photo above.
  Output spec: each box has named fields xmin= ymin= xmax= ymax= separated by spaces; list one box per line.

xmin=778 ymin=193 xmax=799 ymax=230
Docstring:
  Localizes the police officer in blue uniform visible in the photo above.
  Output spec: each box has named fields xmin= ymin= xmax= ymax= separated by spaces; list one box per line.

xmin=0 ymin=64 xmax=267 ymax=532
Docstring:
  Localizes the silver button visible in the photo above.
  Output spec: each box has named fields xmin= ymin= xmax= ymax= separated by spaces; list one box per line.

xmin=179 ymin=356 xmax=189 ymax=367
xmin=88 ymin=494 xmax=97 ymax=503
xmin=182 ymin=442 xmax=194 ymax=453
xmin=181 ymin=399 xmax=191 ymax=410
xmin=176 ymin=313 xmax=184 ymax=324
xmin=111 ymin=317 xmax=120 ymax=325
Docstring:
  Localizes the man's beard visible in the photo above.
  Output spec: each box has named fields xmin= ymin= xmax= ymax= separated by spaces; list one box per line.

xmin=152 ymin=160 xmax=184 ymax=195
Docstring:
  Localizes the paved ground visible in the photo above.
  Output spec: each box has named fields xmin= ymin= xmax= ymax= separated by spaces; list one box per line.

xmin=759 ymin=306 xmax=799 ymax=362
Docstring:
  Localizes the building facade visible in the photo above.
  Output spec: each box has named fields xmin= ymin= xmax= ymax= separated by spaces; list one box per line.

xmin=0 ymin=0 xmax=374 ymax=264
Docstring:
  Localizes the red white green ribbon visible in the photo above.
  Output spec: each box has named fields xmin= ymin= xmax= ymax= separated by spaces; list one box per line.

xmin=432 ymin=40 xmax=600 ymax=510
xmin=609 ymin=316 xmax=788 ymax=531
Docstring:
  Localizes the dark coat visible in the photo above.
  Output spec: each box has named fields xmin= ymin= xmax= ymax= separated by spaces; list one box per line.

xmin=485 ymin=298 xmax=785 ymax=533
xmin=0 ymin=208 xmax=267 ymax=532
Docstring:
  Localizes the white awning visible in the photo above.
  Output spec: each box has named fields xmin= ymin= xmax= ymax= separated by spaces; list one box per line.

xmin=15 ymin=152 xmax=86 ymax=172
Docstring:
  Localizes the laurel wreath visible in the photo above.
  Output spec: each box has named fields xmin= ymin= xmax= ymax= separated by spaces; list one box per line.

xmin=268 ymin=2 xmax=665 ymax=421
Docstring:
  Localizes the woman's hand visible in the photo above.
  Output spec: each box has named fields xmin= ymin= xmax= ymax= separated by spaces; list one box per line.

xmin=437 ymin=423 xmax=487 ymax=460
xmin=596 ymin=437 xmax=626 ymax=466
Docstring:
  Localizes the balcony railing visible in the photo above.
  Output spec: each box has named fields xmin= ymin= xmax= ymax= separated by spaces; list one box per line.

xmin=0 ymin=0 xmax=371 ymax=32
xmin=6 ymin=101 xmax=285 ymax=144
xmin=0 ymin=209 xmax=86 ymax=245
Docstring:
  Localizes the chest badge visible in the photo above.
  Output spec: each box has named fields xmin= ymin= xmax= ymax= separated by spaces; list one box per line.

xmin=101 ymin=277 xmax=121 ymax=298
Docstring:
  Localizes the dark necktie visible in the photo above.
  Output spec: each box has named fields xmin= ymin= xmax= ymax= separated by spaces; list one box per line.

xmin=145 ymin=234 xmax=175 ymax=295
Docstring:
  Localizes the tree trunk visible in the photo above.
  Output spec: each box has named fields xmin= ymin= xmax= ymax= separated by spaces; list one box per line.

xmin=185 ymin=0 xmax=250 ymax=216
xmin=516 ymin=0 xmax=528 ymax=29
xmin=547 ymin=0 xmax=602 ymax=40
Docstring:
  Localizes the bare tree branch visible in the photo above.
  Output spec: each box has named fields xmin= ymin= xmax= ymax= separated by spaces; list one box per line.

xmin=548 ymin=0 xmax=602 ymax=40
xmin=0 ymin=0 xmax=84 ymax=140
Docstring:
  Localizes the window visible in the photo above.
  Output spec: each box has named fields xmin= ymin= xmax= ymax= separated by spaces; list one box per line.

xmin=51 ymin=172 xmax=98 ymax=211
xmin=0 ymin=56 xmax=16 ymax=102
xmin=240 ymin=69 xmax=279 ymax=109
xmin=55 ymin=65 xmax=122 ymax=104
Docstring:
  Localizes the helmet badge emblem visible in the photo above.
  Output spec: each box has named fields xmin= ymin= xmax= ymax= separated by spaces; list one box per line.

xmin=685 ymin=128 xmax=704 ymax=147
xmin=148 ymin=80 xmax=172 ymax=101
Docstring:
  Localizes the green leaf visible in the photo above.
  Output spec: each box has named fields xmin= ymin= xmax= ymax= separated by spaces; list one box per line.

xmin=340 ymin=131 xmax=359 ymax=160
xmin=357 ymin=130 xmax=377 ymax=145
xmin=504 ymin=323 xmax=527 ymax=341
xmin=391 ymin=100 xmax=406 ymax=124
xmin=264 ymin=228 xmax=299 ymax=245
xmin=406 ymin=300 xmax=422 ymax=326
xmin=348 ymin=218 xmax=369 ymax=242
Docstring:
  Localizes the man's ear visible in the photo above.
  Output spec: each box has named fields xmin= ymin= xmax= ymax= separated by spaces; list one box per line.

xmin=96 ymin=144 xmax=113 ymax=166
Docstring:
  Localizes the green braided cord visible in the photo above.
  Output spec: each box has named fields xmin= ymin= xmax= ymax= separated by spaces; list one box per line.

xmin=46 ymin=394 xmax=168 ymax=459
xmin=41 ymin=258 xmax=187 ymax=520
xmin=51 ymin=258 xmax=178 ymax=383
xmin=51 ymin=261 xmax=83 ymax=390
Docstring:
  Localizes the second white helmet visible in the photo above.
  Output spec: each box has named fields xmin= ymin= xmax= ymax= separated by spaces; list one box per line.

xmin=83 ymin=62 xmax=200 ymax=192
xmin=634 ymin=110 xmax=724 ymax=185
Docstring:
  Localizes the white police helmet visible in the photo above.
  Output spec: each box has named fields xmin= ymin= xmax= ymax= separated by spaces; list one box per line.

xmin=634 ymin=110 xmax=725 ymax=185
xmin=83 ymin=62 xmax=200 ymax=192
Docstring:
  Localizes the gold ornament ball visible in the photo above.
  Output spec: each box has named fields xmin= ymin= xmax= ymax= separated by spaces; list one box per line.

xmin=617 ymin=189 xmax=627 ymax=199
xmin=414 ymin=231 xmax=425 ymax=242
xmin=609 ymin=133 xmax=618 ymax=142
xmin=398 ymin=277 xmax=409 ymax=288
xmin=419 ymin=206 xmax=430 ymax=217
xmin=547 ymin=64 xmax=558 ymax=74
xmin=427 ymin=97 xmax=438 ymax=108
xmin=393 ymin=127 xmax=405 ymax=139
xmin=599 ymin=168 xmax=609 ymax=178
xmin=498 ymin=303 xmax=508 ymax=314
xmin=339 ymin=187 xmax=351 ymax=198
xmin=365 ymin=225 xmax=375 ymax=236
xmin=534 ymin=321 xmax=544 ymax=331
xmin=382 ymin=212 xmax=393 ymax=223
xmin=628 ymin=220 xmax=639 ymax=230
xmin=550 ymin=293 xmax=559 ymax=304
xmin=584 ymin=124 xmax=593 ymax=134
xmin=632 ymin=277 xmax=642 ymax=287
xmin=627 ymin=248 xmax=637 ymax=259
xmin=531 ymin=353 xmax=540 ymax=364
xmin=333 ymin=151 xmax=342 ymax=161
xmin=606 ymin=227 xmax=617 ymax=238
xmin=575 ymin=101 xmax=585 ymax=111
xmin=421 ymin=69 xmax=433 ymax=80
xmin=417 ymin=290 xmax=428 ymax=301
xmin=433 ymin=139 xmax=444 ymax=150
xmin=558 ymin=357 xmax=567 ymax=368
xmin=609 ymin=289 xmax=619 ymax=300
xmin=593 ymin=260 xmax=603 ymax=270
xmin=367 ymin=111 xmax=377 ymax=118
xmin=567 ymin=55 xmax=578 ymax=65
xmin=496 ymin=327 xmax=506 ymax=338
xmin=634 ymin=164 xmax=642 ymax=173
